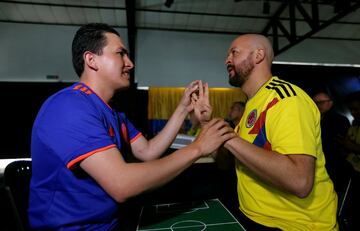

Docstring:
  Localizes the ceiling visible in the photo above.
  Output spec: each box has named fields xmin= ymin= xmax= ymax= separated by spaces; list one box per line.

xmin=0 ymin=0 xmax=359 ymax=57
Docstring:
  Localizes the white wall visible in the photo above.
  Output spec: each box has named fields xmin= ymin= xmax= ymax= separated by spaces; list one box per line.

xmin=0 ymin=22 xmax=128 ymax=82
xmin=135 ymin=29 xmax=360 ymax=87
xmin=1 ymin=22 xmax=359 ymax=86
xmin=135 ymin=29 xmax=236 ymax=88
xmin=276 ymin=38 xmax=360 ymax=64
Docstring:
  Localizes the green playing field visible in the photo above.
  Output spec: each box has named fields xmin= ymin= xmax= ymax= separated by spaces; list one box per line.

xmin=137 ymin=199 xmax=246 ymax=231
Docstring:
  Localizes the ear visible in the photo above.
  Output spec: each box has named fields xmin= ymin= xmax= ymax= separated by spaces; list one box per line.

xmin=254 ymin=48 xmax=265 ymax=64
xmin=83 ymin=51 xmax=98 ymax=71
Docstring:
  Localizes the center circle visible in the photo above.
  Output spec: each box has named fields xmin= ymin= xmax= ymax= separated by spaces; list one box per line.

xmin=170 ymin=220 xmax=206 ymax=231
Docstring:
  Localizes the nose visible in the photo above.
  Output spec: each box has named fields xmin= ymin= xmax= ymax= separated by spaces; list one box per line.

xmin=125 ymin=56 xmax=134 ymax=69
xmin=225 ymin=53 xmax=232 ymax=66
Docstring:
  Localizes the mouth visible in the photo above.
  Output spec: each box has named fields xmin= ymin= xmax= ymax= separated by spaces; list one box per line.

xmin=122 ymin=71 xmax=130 ymax=79
xmin=227 ymin=65 xmax=235 ymax=77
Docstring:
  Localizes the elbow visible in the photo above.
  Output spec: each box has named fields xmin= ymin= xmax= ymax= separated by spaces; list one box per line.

xmin=138 ymin=154 xmax=155 ymax=162
xmin=114 ymin=197 xmax=127 ymax=203
xmin=111 ymin=185 xmax=137 ymax=203
xmin=293 ymin=177 xmax=314 ymax=198
xmin=111 ymin=183 xmax=148 ymax=203
xmin=134 ymin=149 xmax=157 ymax=162
xmin=295 ymin=187 xmax=312 ymax=199
xmin=113 ymin=192 xmax=130 ymax=203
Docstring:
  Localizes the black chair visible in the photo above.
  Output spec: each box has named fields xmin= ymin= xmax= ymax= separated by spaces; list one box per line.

xmin=4 ymin=160 xmax=32 ymax=231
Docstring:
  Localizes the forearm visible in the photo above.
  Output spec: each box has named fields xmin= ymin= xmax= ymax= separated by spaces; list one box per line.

xmin=113 ymin=145 xmax=201 ymax=201
xmin=225 ymin=137 xmax=314 ymax=198
xmin=83 ymin=118 xmax=235 ymax=203
xmin=143 ymin=105 xmax=188 ymax=160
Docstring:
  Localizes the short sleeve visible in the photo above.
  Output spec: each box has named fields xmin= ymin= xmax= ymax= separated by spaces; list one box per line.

xmin=118 ymin=112 xmax=141 ymax=143
xmin=266 ymin=96 xmax=319 ymax=157
xmin=35 ymin=91 xmax=115 ymax=168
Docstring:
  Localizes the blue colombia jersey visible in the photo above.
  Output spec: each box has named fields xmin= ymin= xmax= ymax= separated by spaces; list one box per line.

xmin=29 ymin=82 xmax=141 ymax=230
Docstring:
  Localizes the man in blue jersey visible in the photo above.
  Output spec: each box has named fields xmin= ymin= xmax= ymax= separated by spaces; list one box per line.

xmin=29 ymin=23 xmax=235 ymax=230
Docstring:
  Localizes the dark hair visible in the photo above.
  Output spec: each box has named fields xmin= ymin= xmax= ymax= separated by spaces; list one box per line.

xmin=72 ymin=23 xmax=120 ymax=77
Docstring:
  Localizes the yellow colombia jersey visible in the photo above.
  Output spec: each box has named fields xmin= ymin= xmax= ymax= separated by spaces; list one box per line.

xmin=234 ymin=77 xmax=338 ymax=231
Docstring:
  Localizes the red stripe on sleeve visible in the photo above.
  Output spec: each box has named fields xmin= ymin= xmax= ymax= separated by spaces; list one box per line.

xmin=67 ymin=144 xmax=116 ymax=170
xmin=130 ymin=132 xmax=142 ymax=143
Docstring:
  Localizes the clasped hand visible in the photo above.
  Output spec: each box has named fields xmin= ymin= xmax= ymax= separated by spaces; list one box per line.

xmin=180 ymin=80 xmax=212 ymax=125
xmin=180 ymin=80 xmax=236 ymax=156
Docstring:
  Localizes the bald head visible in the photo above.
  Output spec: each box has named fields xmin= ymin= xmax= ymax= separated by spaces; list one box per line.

xmin=225 ymin=33 xmax=274 ymax=93
xmin=232 ymin=34 xmax=274 ymax=65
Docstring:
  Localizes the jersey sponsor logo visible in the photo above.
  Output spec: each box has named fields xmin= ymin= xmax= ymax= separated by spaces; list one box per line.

xmin=265 ymin=79 xmax=297 ymax=99
xmin=246 ymin=109 xmax=257 ymax=128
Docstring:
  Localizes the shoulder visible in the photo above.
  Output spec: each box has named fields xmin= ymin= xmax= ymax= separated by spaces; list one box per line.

xmin=264 ymin=77 xmax=299 ymax=100
xmin=38 ymin=83 xmax=99 ymax=121
xmin=262 ymin=78 xmax=320 ymax=122
xmin=265 ymin=77 xmax=314 ymax=108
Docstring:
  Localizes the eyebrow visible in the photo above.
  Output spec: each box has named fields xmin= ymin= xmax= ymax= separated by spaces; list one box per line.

xmin=118 ymin=47 xmax=129 ymax=54
xmin=118 ymin=47 xmax=129 ymax=55
xmin=227 ymin=47 xmax=238 ymax=55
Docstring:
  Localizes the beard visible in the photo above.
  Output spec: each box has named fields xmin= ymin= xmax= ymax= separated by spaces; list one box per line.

xmin=228 ymin=53 xmax=254 ymax=87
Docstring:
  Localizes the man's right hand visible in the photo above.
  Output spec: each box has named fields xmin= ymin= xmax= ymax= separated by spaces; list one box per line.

xmin=191 ymin=80 xmax=212 ymax=126
xmin=191 ymin=118 xmax=236 ymax=157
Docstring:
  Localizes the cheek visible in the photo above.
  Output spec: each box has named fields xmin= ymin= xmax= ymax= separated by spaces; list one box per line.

xmin=233 ymin=59 xmax=241 ymax=67
xmin=106 ymin=56 xmax=123 ymax=67
xmin=100 ymin=57 xmax=115 ymax=69
xmin=233 ymin=61 xmax=242 ymax=72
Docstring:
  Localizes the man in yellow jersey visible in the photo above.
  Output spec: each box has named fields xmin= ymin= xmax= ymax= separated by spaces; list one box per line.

xmin=221 ymin=34 xmax=338 ymax=230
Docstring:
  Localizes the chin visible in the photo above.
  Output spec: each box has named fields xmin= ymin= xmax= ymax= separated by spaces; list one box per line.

xmin=229 ymin=78 xmax=243 ymax=88
xmin=113 ymin=80 xmax=130 ymax=91
xmin=121 ymin=82 xmax=131 ymax=89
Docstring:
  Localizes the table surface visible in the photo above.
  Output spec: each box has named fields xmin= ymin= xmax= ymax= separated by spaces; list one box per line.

xmin=137 ymin=198 xmax=246 ymax=231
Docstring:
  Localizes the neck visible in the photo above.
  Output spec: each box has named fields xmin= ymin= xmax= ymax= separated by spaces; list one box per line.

xmin=242 ymin=69 xmax=272 ymax=99
xmin=80 ymin=74 xmax=115 ymax=103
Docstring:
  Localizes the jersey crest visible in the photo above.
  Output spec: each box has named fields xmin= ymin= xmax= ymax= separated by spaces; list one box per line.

xmin=246 ymin=109 xmax=257 ymax=128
